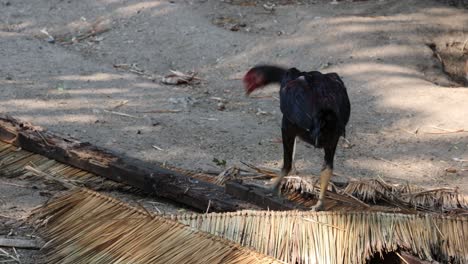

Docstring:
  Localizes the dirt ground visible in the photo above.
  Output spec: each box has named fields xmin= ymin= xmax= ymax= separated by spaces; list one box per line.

xmin=1 ymin=0 xmax=467 ymax=262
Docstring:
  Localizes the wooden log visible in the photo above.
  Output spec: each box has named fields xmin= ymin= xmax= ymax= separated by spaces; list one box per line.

xmin=0 ymin=114 xmax=258 ymax=212
xmin=225 ymin=181 xmax=308 ymax=210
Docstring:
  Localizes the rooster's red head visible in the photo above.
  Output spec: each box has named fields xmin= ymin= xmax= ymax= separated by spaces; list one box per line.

xmin=243 ymin=69 xmax=266 ymax=95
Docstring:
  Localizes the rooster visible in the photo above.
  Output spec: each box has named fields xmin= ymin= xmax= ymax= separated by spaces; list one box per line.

xmin=243 ymin=65 xmax=351 ymax=211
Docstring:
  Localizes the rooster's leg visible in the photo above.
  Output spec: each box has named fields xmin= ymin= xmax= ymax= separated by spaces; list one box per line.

xmin=311 ymin=139 xmax=338 ymax=211
xmin=269 ymin=120 xmax=297 ymax=196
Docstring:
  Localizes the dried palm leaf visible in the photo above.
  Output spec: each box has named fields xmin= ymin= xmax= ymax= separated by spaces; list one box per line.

xmin=31 ymin=188 xmax=282 ymax=264
xmin=216 ymin=166 xmax=241 ymax=185
xmin=32 ymin=189 xmax=468 ymax=264
xmin=344 ymin=179 xmax=468 ymax=213
xmin=172 ymin=209 xmax=468 ymax=264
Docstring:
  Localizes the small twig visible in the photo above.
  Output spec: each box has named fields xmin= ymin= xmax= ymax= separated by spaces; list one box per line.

xmin=424 ymin=126 xmax=467 ymax=134
xmin=209 ymin=97 xmax=227 ymax=102
xmin=136 ymin=201 xmax=155 ymax=219
xmin=432 ymin=126 xmax=459 ymax=132
xmin=0 ymin=181 xmax=27 ymax=188
xmin=377 ymin=175 xmax=391 ymax=188
xmin=374 ymin=156 xmax=400 ymax=167
xmin=112 ymin=100 xmax=129 ymax=109
xmin=152 ymin=145 xmax=164 ymax=151
xmin=462 ymin=38 xmax=468 ymax=53
xmin=202 ymin=169 xmax=222 ymax=175
xmin=162 ymin=70 xmax=202 ymax=85
xmin=401 ymin=127 xmax=419 ymax=135
xmin=129 ymin=68 xmax=145 ymax=75
xmin=36 ymin=131 xmax=52 ymax=146
xmin=423 ymin=129 xmax=466 ymax=134
xmin=301 ymin=217 xmax=346 ymax=231
xmin=250 ymin=95 xmax=274 ymax=99
xmin=431 ymin=218 xmax=445 ymax=239
xmin=240 ymin=161 xmax=278 ymax=178
xmin=269 ymin=138 xmax=282 ymax=144
xmin=103 ymin=110 xmax=139 ymax=118
xmin=205 ymin=200 xmax=211 ymax=214
xmin=137 ymin=109 xmax=182 ymax=114
xmin=332 ymin=171 xmax=359 ymax=181
xmin=241 ymin=174 xmax=273 ymax=180
xmin=394 ymin=252 xmax=410 ymax=264
xmin=59 ymin=26 xmax=110 ymax=45
xmin=342 ymin=137 xmax=352 ymax=145
xmin=0 ymin=214 xmax=15 ymax=219
xmin=0 ymin=248 xmax=19 ymax=262
xmin=400 ymin=187 xmax=458 ymax=197
xmin=0 ymin=237 xmax=44 ymax=250
xmin=169 ymin=70 xmax=203 ymax=81
xmin=152 ymin=205 xmax=162 ymax=214
xmin=12 ymin=247 xmax=20 ymax=264
xmin=147 ymin=201 xmax=163 ymax=214
xmin=432 ymin=49 xmax=447 ymax=72
xmin=339 ymin=191 xmax=371 ymax=208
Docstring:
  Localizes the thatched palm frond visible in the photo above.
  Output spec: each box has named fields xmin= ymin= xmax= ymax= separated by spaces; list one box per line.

xmin=31 ymin=188 xmax=282 ymax=264
xmin=32 ymin=189 xmax=468 ymax=264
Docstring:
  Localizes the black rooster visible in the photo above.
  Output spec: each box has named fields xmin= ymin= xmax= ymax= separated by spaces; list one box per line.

xmin=243 ymin=65 xmax=351 ymax=211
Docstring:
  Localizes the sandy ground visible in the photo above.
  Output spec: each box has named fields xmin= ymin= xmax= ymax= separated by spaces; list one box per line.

xmin=1 ymin=0 xmax=467 ymax=262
